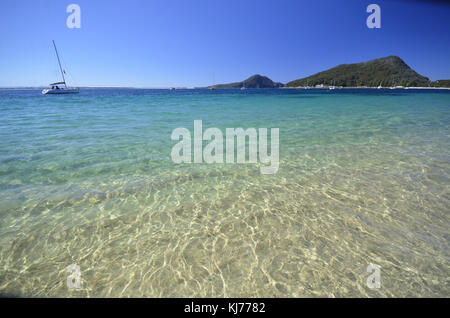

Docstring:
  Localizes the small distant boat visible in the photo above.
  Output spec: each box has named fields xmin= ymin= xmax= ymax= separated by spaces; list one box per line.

xmin=209 ymin=72 xmax=217 ymax=90
xmin=42 ymin=41 xmax=79 ymax=95
xmin=304 ymin=80 xmax=310 ymax=89
xmin=170 ymin=87 xmax=176 ymax=90
xmin=240 ymin=83 xmax=246 ymax=90
xmin=377 ymin=83 xmax=382 ymax=89
xmin=329 ymin=80 xmax=335 ymax=90
xmin=389 ymin=79 xmax=396 ymax=90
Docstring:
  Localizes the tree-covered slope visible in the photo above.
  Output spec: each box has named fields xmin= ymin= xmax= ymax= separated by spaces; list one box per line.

xmin=286 ymin=56 xmax=430 ymax=87
xmin=430 ymin=80 xmax=450 ymax=87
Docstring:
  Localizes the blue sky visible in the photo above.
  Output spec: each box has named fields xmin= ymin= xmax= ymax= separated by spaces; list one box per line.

xmin=1 ymin=0 xmax=449 ymax=87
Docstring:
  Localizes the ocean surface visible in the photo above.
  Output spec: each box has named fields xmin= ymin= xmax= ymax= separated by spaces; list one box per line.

xmin=0 ymin=88 xmax=449 ymax=297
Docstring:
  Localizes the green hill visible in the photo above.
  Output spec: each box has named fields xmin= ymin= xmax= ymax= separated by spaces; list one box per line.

xmin=210 ymin=74 xmax=284 ymax=88
xmin=285 ymin=56 xmax=430 ymax=88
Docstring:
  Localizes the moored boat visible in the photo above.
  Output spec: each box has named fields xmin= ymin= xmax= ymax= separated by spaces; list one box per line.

xmin=42 ymin=41 xmax=79 ymax=95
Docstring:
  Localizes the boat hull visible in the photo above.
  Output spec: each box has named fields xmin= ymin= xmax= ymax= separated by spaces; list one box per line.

xmin=42 ymin=88 xmax=79 ymax=95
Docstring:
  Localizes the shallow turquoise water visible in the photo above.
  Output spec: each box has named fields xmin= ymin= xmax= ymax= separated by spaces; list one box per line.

xmin=0 ymin=88 xmax=449 ymax=297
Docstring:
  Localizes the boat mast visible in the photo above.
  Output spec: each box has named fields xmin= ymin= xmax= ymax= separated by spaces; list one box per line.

xmin=52 ymin=40 xmax=67 ymax=88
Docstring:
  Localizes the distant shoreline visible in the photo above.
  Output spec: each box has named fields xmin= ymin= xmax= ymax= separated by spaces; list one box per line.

xmin=1 ymin=86 xmax=450 ymax=90
xmin=282 ymin=86 xmax=450 ymax=90
xmin=0 ymin=87 xmax=190 ymax=90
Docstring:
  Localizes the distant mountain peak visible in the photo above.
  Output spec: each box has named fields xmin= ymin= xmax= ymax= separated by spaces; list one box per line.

xmin=210 ymin=74 xmax=284 ymax=88
xmin=245 ymin=74 xmax=265 ymax=80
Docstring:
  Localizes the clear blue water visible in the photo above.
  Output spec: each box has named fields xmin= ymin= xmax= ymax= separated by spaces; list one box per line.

xmin=0 ymin=88 xmax=449 ymax=297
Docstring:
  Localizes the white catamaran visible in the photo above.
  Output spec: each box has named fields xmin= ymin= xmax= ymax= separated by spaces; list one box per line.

xmin=42 ymin=40 xmax=79 ymax=95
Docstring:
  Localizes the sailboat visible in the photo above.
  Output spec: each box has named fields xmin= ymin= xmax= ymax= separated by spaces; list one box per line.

xmin=210 ymin=72 xmax=217 ymax=90
xmin=329 ymin=80 xmax=335 ymax=90
xmin=389 ymin=79 xmax=396 ymax=90
xmin=42 ymin=40 xmax=79 ymax=95
xmin=304 ymin=79 xmax=310 ymax=89
xmin=377 ymin=82 xmax=382 ymax=89
xmin=240 ymin=83 xmax=246 ymax=90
